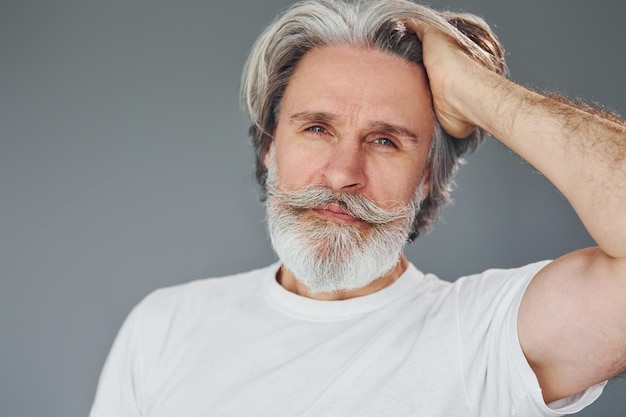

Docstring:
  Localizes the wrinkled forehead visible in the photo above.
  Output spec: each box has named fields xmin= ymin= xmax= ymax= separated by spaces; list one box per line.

xmin=282 ymin=46 xmax=433 ymax=124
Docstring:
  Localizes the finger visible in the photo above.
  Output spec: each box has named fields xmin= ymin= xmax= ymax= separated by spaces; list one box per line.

xmin=399 ymin=17 xmax=429 ymax=40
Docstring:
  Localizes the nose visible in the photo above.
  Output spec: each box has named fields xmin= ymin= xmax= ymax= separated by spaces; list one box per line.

xmin=320 ymin=140 xmax=367 ymax=192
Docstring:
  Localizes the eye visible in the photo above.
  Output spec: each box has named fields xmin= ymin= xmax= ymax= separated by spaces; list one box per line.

xmin=305 ymin=125 xmax=328 ymax=135
xmin=373 ymin=137 xmax=397 ymax=148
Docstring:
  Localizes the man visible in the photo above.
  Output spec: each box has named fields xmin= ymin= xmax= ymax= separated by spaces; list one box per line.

xmin=90 ymin=0 xmax=626 ymax=415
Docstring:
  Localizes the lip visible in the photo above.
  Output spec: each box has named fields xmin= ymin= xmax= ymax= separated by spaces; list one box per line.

xmin=311 ymin=202 xmax=360 ymax=222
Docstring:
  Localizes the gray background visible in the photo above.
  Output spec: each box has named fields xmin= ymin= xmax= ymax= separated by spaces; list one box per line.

xmin=1 ymin=0 xmax=624 ymax=415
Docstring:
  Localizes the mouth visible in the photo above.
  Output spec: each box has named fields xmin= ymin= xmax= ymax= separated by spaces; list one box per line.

xmin=311 ymin=202 xmax=361 ymax=223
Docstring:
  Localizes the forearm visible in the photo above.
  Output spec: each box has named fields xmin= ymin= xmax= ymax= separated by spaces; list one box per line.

xmin=456 ymin=67 xmax=626 ymax=257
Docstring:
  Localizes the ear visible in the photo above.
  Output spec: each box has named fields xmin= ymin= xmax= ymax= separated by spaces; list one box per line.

xmin=262 ymin=142 xmax=274 ymax=170
xmin=263 ymin=146 xmax=271 ymax=169
xmin=420 ymin=165 xmax=433 ymax=202
xmin=263 ymin=151 xmax=269 ymax=169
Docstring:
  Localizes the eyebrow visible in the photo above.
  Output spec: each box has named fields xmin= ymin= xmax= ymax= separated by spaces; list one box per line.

xmin=288 ymin=111 xmax=421 ymax=142
xmin=289 ymin=111 xmax=337 ymax=125
xmin=369 ymin=121 xmax=420 ymax=142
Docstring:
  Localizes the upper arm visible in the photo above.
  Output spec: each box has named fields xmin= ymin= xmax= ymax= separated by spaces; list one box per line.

xmin=518 ymin=247 xmax=626 ymax=403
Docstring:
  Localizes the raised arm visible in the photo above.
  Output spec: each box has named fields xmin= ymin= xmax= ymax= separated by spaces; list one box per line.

xmin=406 ymin=19 xmax=626 ymax=403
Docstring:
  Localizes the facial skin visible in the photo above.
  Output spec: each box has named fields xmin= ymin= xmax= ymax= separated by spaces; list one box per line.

xmin=264 ymin=45 xmax=435 ymax=300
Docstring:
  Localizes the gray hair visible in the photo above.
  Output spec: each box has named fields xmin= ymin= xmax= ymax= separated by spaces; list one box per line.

xmin=241 ymin=0 xmax=506 ymax=240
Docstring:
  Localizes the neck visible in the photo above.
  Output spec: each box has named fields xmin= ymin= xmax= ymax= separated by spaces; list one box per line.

xmin=277 ymin=255 xmax=409 ymax=301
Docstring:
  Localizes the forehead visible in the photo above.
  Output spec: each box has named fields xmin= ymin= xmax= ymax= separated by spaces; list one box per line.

xmin=280 ymin=45 xmax=434 ymax=134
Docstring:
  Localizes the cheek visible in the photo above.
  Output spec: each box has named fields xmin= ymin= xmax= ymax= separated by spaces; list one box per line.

xmin=369 ymin=179 xmax=414 ymax=206
xmin=271 ymin=142 xmax=322 ymax=188
xmin=368 ymin=159 xmax=425 ymax=201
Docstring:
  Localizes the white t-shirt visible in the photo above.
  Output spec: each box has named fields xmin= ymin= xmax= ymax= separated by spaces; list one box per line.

xmin=90 ymin=261 xmax=604 ymax=416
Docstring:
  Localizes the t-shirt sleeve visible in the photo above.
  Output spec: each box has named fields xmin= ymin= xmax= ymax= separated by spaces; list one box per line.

xmin=455 ymin=260 xmax=605 ymax=417
xmin=90 ymin=284 xmax=200 ymax=416
xmin=89 ymin=301 xmax=145 ymax=417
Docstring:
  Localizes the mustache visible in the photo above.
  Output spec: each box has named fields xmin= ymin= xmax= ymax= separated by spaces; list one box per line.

xmin=266 ymin=183 xmax=416 ymax=225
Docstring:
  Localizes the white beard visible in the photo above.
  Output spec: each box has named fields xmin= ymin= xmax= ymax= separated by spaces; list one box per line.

xmin=265 ymin=156 xmax=424 ymax=295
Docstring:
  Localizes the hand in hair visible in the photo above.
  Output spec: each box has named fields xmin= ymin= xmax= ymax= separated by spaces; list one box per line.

xmin=403 ymin=17 xmax=496 ymax=140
